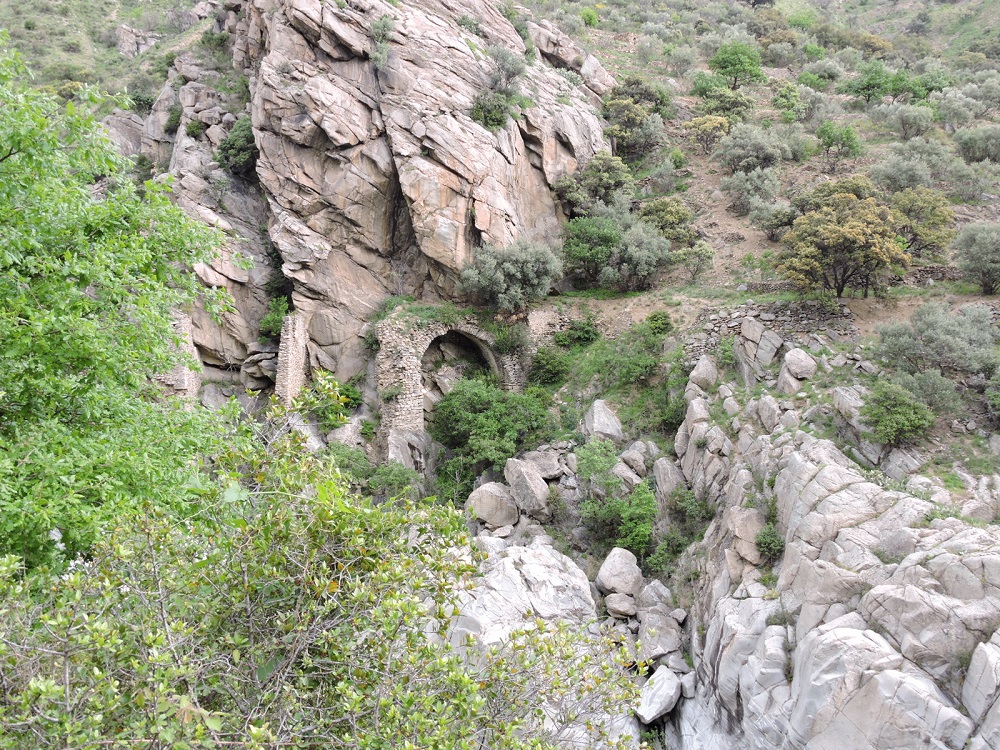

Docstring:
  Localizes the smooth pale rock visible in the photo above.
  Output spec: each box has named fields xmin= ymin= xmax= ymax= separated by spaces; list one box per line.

xmin=596 ymin=548 xmax=643 ymax=597
xmin=612 ymin=461 xmax=643 ymax=490
xmin=620 ymin=449 xmax=647 ymax=477
xmin=689 ymin=355 xmax=719 ymax=391
xmin=467 ymin=482 xmax=519 ymax=528
xmin=652 ymin=458 xmax=686 ymax=509
xmin=454 ymin=538 xmax=596 ymax=646
xmin=605 ymin=593 xmax=638 ymax=619
xmin=741 ymin=317 xmax=765 ymax=344
xmin=757 ymin=395 xmax=782 ymax=432
xmin=756 ymin=330 xmax=784 ymax=366
xmin=729 ymin=506 xmax=766 ymax=565
xmin=636 ymin=667 xmax=682 ymax=723
xmin=963 ymin=634 xmax=1000 ymax=723
xmin=522 ymin=449 xmax=562 ymax=479
xmin=637 ymin=580 xmax=674 ymax=612
xmin=775 ymin=366 xmax=802 ymax=396
xmin=504 ymin=459 xmax=551 ymax=522
xmin=681 ymin=671 xmax=696 ymax=699
xmin=638 ymin=613 xmax=683 ymax=662
xmin=783 ymin=348 xmax=818 ymax=380
xmin=583 ymin=400 xmax=624 ymax=443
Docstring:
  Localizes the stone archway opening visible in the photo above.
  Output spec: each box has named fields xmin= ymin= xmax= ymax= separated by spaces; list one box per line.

xmin=420 ymin=331 xmax=497 ymax=425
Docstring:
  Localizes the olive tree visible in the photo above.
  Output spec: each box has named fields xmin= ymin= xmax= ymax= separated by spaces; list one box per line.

xmin=954 ymin=221 xmax=1000 ymax=294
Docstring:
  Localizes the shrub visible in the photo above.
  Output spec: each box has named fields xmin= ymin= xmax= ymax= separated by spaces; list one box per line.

xmin=954 ymin=222 xmax=1000 ymax=294
xmin=797 ymin=72 xmax=829 ymax=92
xmin=930 ymin=89 xmax=976 ymax=130
xmin=756 ymin=523 xmax=785 ymax=561
xmin=529 ymin=345 xmax=571 ymax=384
xmin=700 ymin=87 xmax=755 ymax=123
xmin=646 ymin=310 xmax=674 ymax=335
xmin=459 ymin=241 xmax=563 ymax=312
xmin=580 ymin=7 xmax=599 ymax=27
xmin=554 ymin=318 xmax=600 ymax=349
xmin=564 ymin=216 xmax=622 ymax=283
xmin=791 ymin=175 xmax=878 ymax=213
xmin=649 ymin=488 xmax=714 ymax=567
xmin=891 ymin=187 xmax=955 ymax=258
xmin=860 ymin=381 xmax=934 ymax=446
xmin=639 ymin=196 xmax=694 ymax=243
xmin=709 ymin=41 xmax=767 ymax=90
xmin=217 ymin=117 xmax=259 ymax=178
xmin=604 ymin=98 xmax=663 ymax=160
xmin=471 ymin=90 xmax=513 ymax=130
xmin=954 ymin=126 xmax=1000 ymax=163
xmin=772 ymin=82 xmax=806 ymax=121
xmin=456 ymin=15 xmax=482 ymax=35
xmin=690 ymin=71 xmax=728 ymax=97
xmin=590 ymin=203 xmax=673 ymax=291
xmin=879 ymin=103 xmax=934 ymax=140
xmin=815 ymin=120 xmax=861 ymax=173
xmin=715 ymin=123 xmax=792 ymax=173
xmin=891 ymin=370 xmax=961 ymax=414
xmin=683 ymin=115 xmax=730 ymax=155
xmin=164 ymin=104 xmax=182 ymax=135
xmin=876 ymin=303 xmax=998 ymax=375
xmin=431 ymin=378 xmax=551 ymax=499
xmin=870 ymin=154 xmax=932 ymax=193
xmin=720 ymin=167 xmax=780 ymax=216
xmin=674 ymin=241 xmax=714 ymax=282
xmin=553 ymin=151 xmax=635 ymax=215
xmin=185 ymin=119 xmax=207 ymax=138
xmin=128 ymin=91 xmax=155 ymax=115
xmin=749 ymin=200 xmax=798 ymax=241
xmin=200 ymin=30 xmax=230 ymax=50
xmin=610 ymin=76 xmax=671 ymax=118
xmin=259 ymin=296 xmax=289 ymax=339
xmin=802 ymin=58 xmax=845 ymax=82
xmin=762 ymin=42 xmax=796 ymax=67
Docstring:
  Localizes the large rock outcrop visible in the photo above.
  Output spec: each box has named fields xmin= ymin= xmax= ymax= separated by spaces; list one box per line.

xmin=234 ymin=0 xmax=610 ymax=380
xmin=667 ymin=349 xmax=1000 ymax=750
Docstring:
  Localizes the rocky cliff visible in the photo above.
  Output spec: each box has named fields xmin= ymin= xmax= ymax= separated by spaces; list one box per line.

xmin=231 ymin=0 xmax=609 ymax=380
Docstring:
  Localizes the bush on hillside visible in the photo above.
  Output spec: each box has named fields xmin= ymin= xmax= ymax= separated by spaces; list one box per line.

xmin=715 ymin=123 xmax=792 ymax=173
xmin=954 ymin=125 xmax=1000 ymax=163
xmin=217 ymin=117 xmax=259 ymax=178
xmin=954 ymin=222 xmax=1000 ymax=294
xmin=459 ymin=241 xmax=563 ymax=313
xmin=720 ymin=167 xmax=780 ymax=216
xmin=876 ymin=303 xmax=999 ymax=375
xmin=553 ymin=151 xmax=635 ymax=216
xmin=860 ymin=381 xmax=935 ymax=446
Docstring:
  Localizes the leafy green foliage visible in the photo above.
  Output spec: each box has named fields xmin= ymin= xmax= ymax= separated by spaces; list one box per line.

xmin=861 ymin=381 xmax=935 ymax=446
xmin=295 ymin=370 xmax=354 ymax=432
xmin=721 ymin=167 xmax=780 ymax=216
xmin=529 ymin=345 xmax=571 ymax=385
xmin=259 ymin=296 xmax=289 ymax=339
xmin=755 ymin=523 xmax=785 ymax=561
xmin=690 ymin=71 xmax=727 ymax=97
xmin=674 ymin=241 xmax=715 ymax=282
xmin=0 ymin=44 xmax=223 ymax=567
xmin=564 ymin=216 xmax=623 ymax=283
xmin=185 ymin=119 xmax=207 ymax=138
xmin=699 ymin=87 xmax=755 ymax=123
xmin=216 ymin=117 xmax=259 ymax=179
xmin=954 ymin=125 xmax=1000 ymax=164
xmin=431 ymin=378 xmax=551 ymax=500
xmin=581 ymin=477 xmax=658 ymax=559
xmin=891 ymin=187 xmax=954 ymax=259
xmin=838 ymin=59 xmax=890 ymax=103
xmin=891 ymin=370 xmax=962 ymax=415
xmin=708 ymin=42 xmax=766 ymax=90
xmin=639 ymin=196 xmax=694 ymax=244
xmin=648 ymin=488 xmax=713 ymax=570
xmin=553 ymin=317 xmax=600 ymax=348
xmin=553 ymin=150 xmax=635 ymax=216
xmin=580 ymin=7 xmax=598 ymax=27
xmin=682 ymin=115 xmax=730 ymax=155
xmin=459 ymin=241 xmax=563 ymax=313
xmin=876 ymin=303 xmax=999 ymax=376
xmin=954 ymin=222 xmax=1000 ymax=294
xmin=716 ymin=124 xmax=792 ymax=174
xmin=164 ymin=104 xmax=182 ymax=135
xmin=816 ymin=120 xmax=862 ymax=173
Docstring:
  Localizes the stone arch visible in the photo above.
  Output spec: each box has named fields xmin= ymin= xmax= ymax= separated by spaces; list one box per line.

xmin=374 ymin=313 xmax=526 ymax=436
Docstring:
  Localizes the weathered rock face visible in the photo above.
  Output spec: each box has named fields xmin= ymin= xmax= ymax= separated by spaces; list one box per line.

xmin=668 ymin=358 xmax=1000 ymax=750
xmin=234 ymin=0 xmax=610 ymax=381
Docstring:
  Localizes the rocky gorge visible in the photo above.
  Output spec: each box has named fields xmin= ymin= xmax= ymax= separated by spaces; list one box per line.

xmin=97 ymin=0 xmax=1000 ymax=747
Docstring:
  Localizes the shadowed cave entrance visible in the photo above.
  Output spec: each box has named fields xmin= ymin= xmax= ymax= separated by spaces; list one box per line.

xmin=420 ymin=331 xmax=498 ymax=426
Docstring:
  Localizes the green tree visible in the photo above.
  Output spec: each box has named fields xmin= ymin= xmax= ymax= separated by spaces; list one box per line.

xmin=708 ymin=42 xmax=767 ymax=90
xmin=838 ymin=60 xmax=889 ymax=104
xmin=682 ymin=115 xmax=730 ymax=154
xmin=553 ymin=150 xmax=634 ymax=215
xmin=890 ymin=187 xmax=955 ymax=259
xmin=564 ymin=215 xmax=623 ymax=283
xmin=954 ymin=222 xmax=1000 ymax=294
xmin=0 ymin=40 xmax=226 ymax=566
xmin=778 ymin=194 xmax=907 ymax=297
xmin=861 ymin=381 xmax=935 ymax=446
xmin=815 ymin=120 xmax=862 ymax=173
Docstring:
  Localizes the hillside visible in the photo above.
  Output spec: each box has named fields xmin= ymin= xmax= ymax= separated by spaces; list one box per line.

xmin=2 ymin=0 xmax=1000 ymax=748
